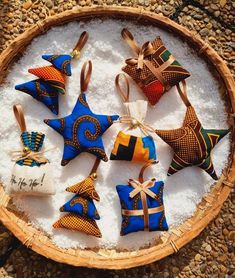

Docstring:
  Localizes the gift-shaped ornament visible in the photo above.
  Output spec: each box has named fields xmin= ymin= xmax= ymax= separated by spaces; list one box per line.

xmin=116 ymin=161 xmax=168 ymax=235
xmin=7 ymin=104 xmax=55 ymax=196
xmin=110 ymin=74 xmax=156 ymax=163
xmin=121 ymin=28 xmax=190 ymax=105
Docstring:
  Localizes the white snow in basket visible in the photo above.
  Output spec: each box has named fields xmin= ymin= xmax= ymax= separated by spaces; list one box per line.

xmin=0 ymin=19 xmax=230 ymax=250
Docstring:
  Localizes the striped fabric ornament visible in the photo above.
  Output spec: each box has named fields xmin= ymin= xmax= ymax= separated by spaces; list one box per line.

xmin=121 ymin=28 xmax=190 ymax=105
xmin=17 ymin=131 xmax=46 ymax=167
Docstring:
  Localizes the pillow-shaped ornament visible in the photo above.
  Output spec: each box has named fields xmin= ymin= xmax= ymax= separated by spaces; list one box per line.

xmin=60 ymin=194 xmax=100 ymax=220
xmin=117 ymin=178 xmax=168 ymax=235
xmin=7 ymin=105 xmax=55 ymax=196
xmin=53 ymin=213 xmax=102 ymax=237
xmin=121 ymin=28 xmax=190 ymax=105
xmin=66 ymin=173 xmax=100 ymax=201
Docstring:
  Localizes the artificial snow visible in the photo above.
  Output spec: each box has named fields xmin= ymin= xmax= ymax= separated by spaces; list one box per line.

xmin=0 ymin=19 xmax=230 ymax=250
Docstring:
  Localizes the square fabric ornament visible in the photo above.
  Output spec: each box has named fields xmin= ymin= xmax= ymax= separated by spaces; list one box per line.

xmin=121 ymin=28 xmax=190 ymax=105
xmin=60 ymin=194 xmax=100 ymax=220
xmin=110 ymin=74 xmax=156 ymax=163
xmin=7 ymin=105 xmax=55 ymax=196
xmin=116 ymin=161 xmax=168 ymax=235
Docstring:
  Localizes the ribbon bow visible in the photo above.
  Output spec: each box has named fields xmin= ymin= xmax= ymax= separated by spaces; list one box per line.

xmin=126 ymin=41 xmax=155 ymax=70
xmin=118 ymin=115 xmax=155 ymax=136
xmin=11 ymin=147 xmax=49 ymax=164
xmin=122 ymin=178 xmax=164 ymax=231
xmin=129 ymin=178 xmax=156 ymax=199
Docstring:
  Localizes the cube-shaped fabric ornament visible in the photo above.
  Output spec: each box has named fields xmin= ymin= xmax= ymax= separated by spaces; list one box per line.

xmin=121 ymin=28 xmax=190 ymax=105
xmin=60 ymin=194 xmax=100 ymax=220
xmin=116 ymin=178 xmax=168 ymax=235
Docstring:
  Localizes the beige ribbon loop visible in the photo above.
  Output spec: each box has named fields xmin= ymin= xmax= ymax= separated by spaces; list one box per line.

xmin=176 ymin=80 xmax=191 ymax=107
xmin=71 ymin=31 xmax=89 ymax=58
xmin=129 ymin=179 xmax=156 ymax=199
xmin=115 ymin=73 xmax=130 ymax=103
xmin=13 ymin=104 xmax=26 ymax=133
xmin=80 ymin=60 xmax=92 ymax=93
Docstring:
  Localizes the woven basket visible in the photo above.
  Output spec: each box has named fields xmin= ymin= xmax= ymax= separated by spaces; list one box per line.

xmin=0 ymin=6 xmax=234 ymax=270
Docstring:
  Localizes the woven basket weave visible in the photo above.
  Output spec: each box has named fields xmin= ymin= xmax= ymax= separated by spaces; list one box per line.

xmin=0 ymin=6 xmax=234 ymax=270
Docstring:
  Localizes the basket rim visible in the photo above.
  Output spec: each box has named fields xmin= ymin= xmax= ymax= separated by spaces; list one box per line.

xmin=0 ymin=5 xmax=234 ymax=270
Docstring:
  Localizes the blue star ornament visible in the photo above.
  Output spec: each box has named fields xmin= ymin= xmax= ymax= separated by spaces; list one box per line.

xmin=15 ymin=79 xmax=59 ymax=115
xmin=44 ymin=93 xmax=119 ymax=166
xmin=42 ymin=54 xmax=72 ymax=76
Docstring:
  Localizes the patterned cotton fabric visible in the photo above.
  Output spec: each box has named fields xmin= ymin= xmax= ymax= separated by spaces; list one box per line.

xmin=110 ymin=131 xmax=156 ymax=163
xmin=17 ymin=131 xmax=46 ymax=167
xmin=60 ymin=194 xmax=100 ymax=220
xmin=155 ymin=106 xmax=229 ymax=180
xmin=122 ymin=36 xmax=190 ymax=105
xmin=42 ymin=54 xmax=72 ymax=76
xmin=53 ymin=213 xmax=102 ymax=237
xmin=116 ymin=180 xmax=168 ymax=235
xmin=15 ymin=79 xmax=59 ymax=115
xmin=28 ymin=66 xmax=66 ymax=95
xmin=66 ymin=174 xmax=100 ymax=201
xmin=44 ymin=93 xmax=119 ymax=166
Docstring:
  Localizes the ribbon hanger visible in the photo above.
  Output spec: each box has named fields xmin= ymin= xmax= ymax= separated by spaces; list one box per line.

xmin=176 ymin=80 xmax=191 ymax=107
xmin=89 ymin=158 xmax=101 ymax=179
xmin=115 ymin=73 xmax=130 ymax=103
xmin=71 ymin=31 xmax=89 ymax=58
xmin=80 ymin=60 xmax=92 ymax=93
xmin=138 ymin=159 xmax=158 ymax=183
xmin=13 ymin=104 xmax=26 ymax=133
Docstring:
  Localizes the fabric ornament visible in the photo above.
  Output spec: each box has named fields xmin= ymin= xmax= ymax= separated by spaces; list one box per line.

xmin=60 ymin=195 xmax=100 ymax=220
xmin=53 ymin=158 xmax=102 ymax=237
xmin=110 ymin=74 xmax=156 ymax=163
xmin=44 ymin=61 xmax=119 ymax=166
xmin=155 ymin=81 xmax=230 ymax=180
xmin=15 ymin=31 xmax=89 ymax=115
xmin=121 ymin=28 xmax=191 ymax=105
xmin=53 ymin=213 xmax=102 ymax=237
xmin=116 ymin=160 xmax=168 ymax=236
xmin=7 ymin=104 xmax=55 ymax=196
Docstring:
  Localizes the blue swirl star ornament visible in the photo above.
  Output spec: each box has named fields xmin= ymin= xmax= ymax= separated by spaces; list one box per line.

xmin=44 ymin=92 xmax=119 ymax=166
